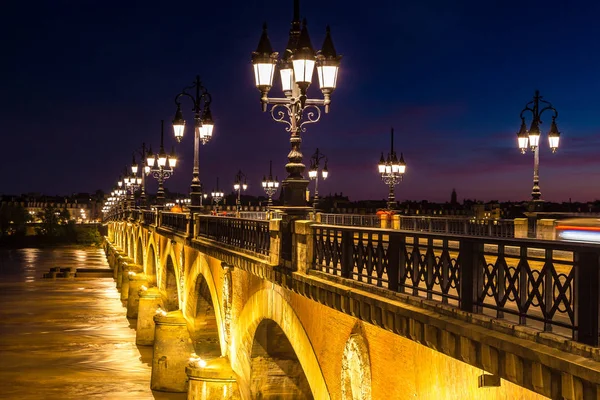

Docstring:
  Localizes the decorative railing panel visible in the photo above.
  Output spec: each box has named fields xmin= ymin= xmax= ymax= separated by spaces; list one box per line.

xmin=142 ymin=210 xmax=156 ymax=226
xmin=320 ymin=213 xmax=380 ymax=228
xmin=160 ymin=212 xmax=188 ymax=233
xmin=319 ymin=213 xmax=515 ymax=238
xmin=313 ymin=224 xmax=600 ymax=345
xmin=197 ymin=216 xmax=270 ymax=256
xmin=238 ymin=211 xmax=283 ymax=221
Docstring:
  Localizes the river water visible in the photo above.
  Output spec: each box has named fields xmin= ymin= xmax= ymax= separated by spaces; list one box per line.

xmin=0 ymin=247 xmax=186 ymax=400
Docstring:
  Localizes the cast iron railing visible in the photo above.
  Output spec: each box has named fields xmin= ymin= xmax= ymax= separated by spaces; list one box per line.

xmin=238 ymin=211 xmax=283 ymax=220
xmin=196 ymin=216 xmax=270 ymax=256
xmin=319 ymin=213 xmax=515 ymax=238
xmin=131 ymin=209 xmax=141 ymax=221
xmin=320 ymin=213 xmax=381 ymax=227
xmin=160 ymin=212 xmax=188 ymax=233
xmin=142 ymin=210 xmax=156 ymax=226
xmin=312 ymin=224 xmax=600 ymax=345
xmin=399 ymin=216 xmax=515 ymax=238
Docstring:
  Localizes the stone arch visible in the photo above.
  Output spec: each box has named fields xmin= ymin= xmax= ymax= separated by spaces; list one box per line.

xmin=186 ymin=255 xmax=227 ymax=359
xmin=162 ymin=254 xmax=179 ymax=311
xmin=136 ymin=237 xmax=144 ymax=266
xmin=341 ymin=329 xmax=372 ymax=400
xmin=250 ymin=319 xmax=313 ymax=398
xmin=128 ymin=231 xmax=134 ymax=259
xmin=235 ymin=288 xmax=329 ymax=400
xmin=146 ymin=243 xmax=157 ymax=286
xmin=187 ymin=274 xmax=221 ymax=359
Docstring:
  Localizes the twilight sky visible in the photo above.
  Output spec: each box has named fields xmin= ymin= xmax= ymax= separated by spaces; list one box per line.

xmin=2 ymin=0 xmax=600 ymax=203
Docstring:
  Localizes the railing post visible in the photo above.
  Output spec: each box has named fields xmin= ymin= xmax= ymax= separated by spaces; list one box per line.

xmin=575 ymin=250 xmax=600 ymax=346
xmin=387 ymin=233 xmax=400 ymax=291
xmin=341 ymin=230 xmax=353 ymax=278
xmin=459 ymin=238 xmax=483 ymax=313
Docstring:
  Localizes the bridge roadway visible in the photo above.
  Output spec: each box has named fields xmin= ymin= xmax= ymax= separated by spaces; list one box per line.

xmin=105 ymin=210 xmax=600 ymax=399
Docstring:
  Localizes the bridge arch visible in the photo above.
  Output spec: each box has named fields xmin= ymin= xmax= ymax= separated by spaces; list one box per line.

xmin=185 ymin=255 xmax=225 ymax=359
xmin=235 ymin=287 xmax=329 ymax=400
xmin=341 ymin=329 xmax=372 ymax=400
xmin=146 ymin=242 xmax=158 ymax=286
xmin=136 ymin=236 xmax=143 ymax=266
xmin=161 ymin=254 xmax=179 ymax=311
xmin=128 ymin=231 xmax=134 ymax=259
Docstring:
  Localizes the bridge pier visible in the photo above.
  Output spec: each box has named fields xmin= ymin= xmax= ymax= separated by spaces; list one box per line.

xmin=126 ymin=273 xmax=148 ymax=318
xmin=115 ymin=256 xmax=133 ymax=289
xmin=186 ymin=357 xmax=240 ymax=399
xmin=136 ymin=287 xmax=162 ymax=346
xmin=151 ymin=310 xmax=193 ymax=392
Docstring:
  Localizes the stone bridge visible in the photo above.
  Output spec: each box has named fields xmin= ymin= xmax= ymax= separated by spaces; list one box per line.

xmin=104 ymin=210 xmax=600 ymax=399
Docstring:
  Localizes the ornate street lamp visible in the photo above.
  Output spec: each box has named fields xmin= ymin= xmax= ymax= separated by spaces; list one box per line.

xmin=124 ymin=160 xmax=142 ymax=215
xmin=147 ymin=121 xmax=177 ymax=211
xmin=378 ymin=128 xmax=406 ymax=210
xmin=516 ymin=90 xmax=561 ymax=203
xmin=262 ymin=160 xmax=280 ymax=207
xmin=130 ymin=144 xmax=150 ymax=208
xmin=308 ymin=148 xmax=328 ymax=211
xmin=172 ymin=75 xmax=214 ymax=215
xmin=251 ymin=0 xmax=341 ymax=210
xmin=211 ymin=177 xmax=224 ymax=213
xmin=233 ymin=170 xmax=248 ymax=215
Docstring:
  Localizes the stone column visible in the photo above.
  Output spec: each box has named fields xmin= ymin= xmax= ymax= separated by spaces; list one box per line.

xmin=392 ymin=214 xmax=400 ymax=230
xmin=513 ymin=218 xmax=528 ymax=239
xmin=127 ymin=273 xmax=148 ymax=319
xmin=537 ymin=219 xmax=557 ymax=240
xmin=269 ymin=219 xmax=281 ymax=267
xmin=136 ymin=287 xmax=162 ymax=346
xmin=151 ymin=310 xmax=193 ymax=392
xmin=294 ymin=220 xmax=314 ymax=274
xmin=120 ymin=264 xmax=142 ymax=301
xmin=186 ymin=357 xmax=240 ymax=400
xmin=380 ymin=213 xmax=389 ymax=229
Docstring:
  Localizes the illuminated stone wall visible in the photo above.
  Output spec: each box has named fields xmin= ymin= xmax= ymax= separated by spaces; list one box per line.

xmin=114 ymin=222 xmax=553 ymax=400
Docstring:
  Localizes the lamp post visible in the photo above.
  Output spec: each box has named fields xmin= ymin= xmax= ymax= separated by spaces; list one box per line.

xmin=211 ymin=178 xmax=224 ymax=213
xmin=124 ymin=161 xmax=142 ymax=216
xmin=251 ymin=0 xmax=341 ymax=210
xmin=171 ymin=76 xmax=214 ymax=215
xmin=516 ymin=90 xmax=561 ymax=204
xmin=262 ymin=160 xmax=280 ymax=207
xmin=233 ymin=170 xmax=248 ymax=215
xmin=146 ymin=121 xmax=177 ymax=211
xmin=378 ymin=128 xmax=406 ymax=210
xmin=308 ymin=148 xmax=328 ymax=211
xmin=132 ymin=144 xmax=150 ymax=208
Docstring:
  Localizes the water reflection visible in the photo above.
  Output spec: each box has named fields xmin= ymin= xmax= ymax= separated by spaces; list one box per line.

xmin=0 ymin=247 xmax=186 ymax=400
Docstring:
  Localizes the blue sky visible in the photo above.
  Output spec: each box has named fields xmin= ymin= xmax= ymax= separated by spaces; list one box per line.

xmin=2 ymin=0 xmax=600 ymax=202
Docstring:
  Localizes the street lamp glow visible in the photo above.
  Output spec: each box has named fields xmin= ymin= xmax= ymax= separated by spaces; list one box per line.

xmin=378 ymin=128 xmax=406 ymax=210
xmin=516 ymin=90 xmax=561 ymax=202
xmin=168 ymin=147 xmax=177 ymax=168
xmin=172 ymin=105 xmax=185 ymax=142
xmin=308 ymin=148 xmax=328 ymax=211
xmin=262 ymin=160 xmax=279 ymax=207
xmin=316 ymin=26 xmax=341 ymax=94
xmin=252 ymin=23 xmax=278 ymax=94
xmin=251 ymin=0 xmax=341 ymax=211
xmin=172 ymin=75 xmax=214 ymax=213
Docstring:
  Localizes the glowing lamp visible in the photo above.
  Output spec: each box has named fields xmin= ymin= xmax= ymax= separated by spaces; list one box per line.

xmin=528 ymin=119 xmax=541 ymax=149
xmin=548 ymin=118 xmax=560 ymax=153
xmin=252 ymin=23 xmax=278 ymax=93
xmin=517 ymin=119 xmax=529 ymax=153
xmin=172 ymin=105 xmax=185 ymax=142
xmin=316 ymin=26 xmax=341 ymax=93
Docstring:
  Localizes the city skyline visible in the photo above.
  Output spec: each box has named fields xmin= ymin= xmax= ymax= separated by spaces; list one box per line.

xmin=3 ymin=0 xmax=600 ymax=202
